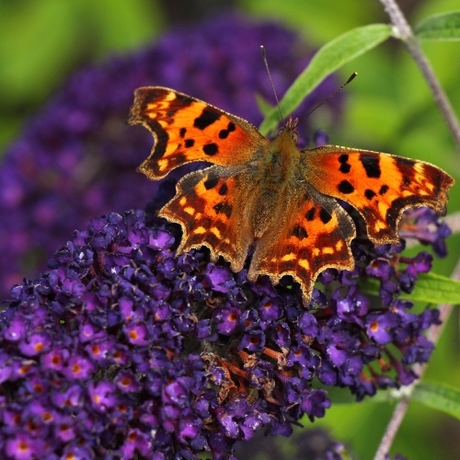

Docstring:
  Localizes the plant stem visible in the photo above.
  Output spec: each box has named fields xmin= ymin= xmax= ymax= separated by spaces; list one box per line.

xmin=374 ymin=3 xmax=459 ymax=457
xmin=374 ymin=397 xmax=410 ymax=460
xmin=379 ymin=0 xmax=460 ymax=149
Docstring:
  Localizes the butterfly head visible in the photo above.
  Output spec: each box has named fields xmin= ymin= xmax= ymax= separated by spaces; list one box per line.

xmin=278 ymin=116 xmax=299 ymax=144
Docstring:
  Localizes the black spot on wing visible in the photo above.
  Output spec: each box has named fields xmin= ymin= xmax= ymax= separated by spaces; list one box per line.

xmin=218 ymin=122 xmax=237 ymax=139
xmin=203 ymin=143 xmax=218 ymax=156
xmin=179 ymin=127 xmax=187 ymax=138
xmin=213 ymin=202 xmax=233 ymax=218
xmin=185 ymin=139 xmax=195 ymax=148
xmin=379 ymin=185 xmax=389 ymax=195
xmin=338 ymin=180 xmax=354 ymax=194
xmin=194 ymin=107 xmax=221 ymax=130
xmin=338 ymin=154 xmax=351 ymax=173
xmin=218 ymin=183 xmax=228 ymax=195
xmin=319 ymin=208 xmax=332 ymax=224
xmin=175 ymin=92 xmax=195 ymax=106
xmin=396 ymin=157 xmax=415 ymax=168
xmin=365 ymin=189 xmax=376 ymax=200
xmin=305 ymin=208 xmax=316 ymax=221
xmin=291 ymin=224 xmax=308 ymax=240
xmin=204 ymin=178 xmax=219 ymax=190
xmin=360 ymin=155 xmax=381 ymax=178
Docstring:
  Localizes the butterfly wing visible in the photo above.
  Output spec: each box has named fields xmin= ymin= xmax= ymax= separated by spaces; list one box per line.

xmin=248 ymin=185 xmax=356 ymax=304
xmin=302 ymin=145 xmax=455 ymax=243
xmin=129 ymin=87 xmax=269 ymax=179
xmin=160 ymin=165 xmax=256 ymax=273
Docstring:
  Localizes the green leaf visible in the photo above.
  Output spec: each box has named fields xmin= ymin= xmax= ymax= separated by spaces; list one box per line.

xmin=358 ymin=272 xmax=460 ymax=305
xmin=412 ymin=382 xmax=460 ymax=419
xmin=415 ymin=11 xmax=460 ymax=41
xmin=258 ymin=24 xmax=393 ymax=135
xmin=254 ymin=93 xmax=274 ymax=118
xmin=398 ymin=272 xmax=460 ymax=304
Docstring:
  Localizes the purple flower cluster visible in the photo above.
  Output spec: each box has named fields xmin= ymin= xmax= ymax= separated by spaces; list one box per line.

xmin=399 ymin=207 xmax=452 ymax=258
xmin=0 ymin=14 xmax=340 ymax=297
xmin=0 ymin=203 xmax=447 ymax=458
xmin=0 ymin=12 xmax=451 ymax=460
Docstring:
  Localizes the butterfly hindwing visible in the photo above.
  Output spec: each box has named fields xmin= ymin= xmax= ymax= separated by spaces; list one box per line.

xmin=129 ymin=87 xmax=268 ymax=179
xmin=248 ymin=186 xmax=356 ymax=303
xmin=303 ymin=146 xmax=455 ymax=243
xmin=159 ymin=165 xmax=253 ymax=272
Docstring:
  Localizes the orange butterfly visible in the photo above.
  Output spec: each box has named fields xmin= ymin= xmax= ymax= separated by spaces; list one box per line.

xmin=129 ymin=87 xmax=454 ymax=305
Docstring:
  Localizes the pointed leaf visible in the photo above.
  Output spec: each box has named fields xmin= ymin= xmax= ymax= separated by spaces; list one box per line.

xmin=398 ymin=272 xmax=460 ymax=304
xmin=358 ymin=272 xmax=460 ymax=305
xmin=413 ymin=382 xmax=460 ymax=419
xmin=259 ymin=24 xmax=393 ymax=135
xmin=415 ymin=11 xmax=460 ymax=41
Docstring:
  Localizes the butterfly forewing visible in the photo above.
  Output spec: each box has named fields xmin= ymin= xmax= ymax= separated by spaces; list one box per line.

xmin=303 ymin=146 xmax=455 ymax=244
xmin=129 ymin=87 xmax=268 ymax=179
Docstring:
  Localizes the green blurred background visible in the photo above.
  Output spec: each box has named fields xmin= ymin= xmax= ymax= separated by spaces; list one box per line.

xmin=1 ymin=0 xmax=459 ymax=458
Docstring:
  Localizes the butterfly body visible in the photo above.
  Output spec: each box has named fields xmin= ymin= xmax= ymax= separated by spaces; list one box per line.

xmin=248 ymin=128 xmax=302 ymax=238
xmin=129 ymin=86 xmax=454 ymax=305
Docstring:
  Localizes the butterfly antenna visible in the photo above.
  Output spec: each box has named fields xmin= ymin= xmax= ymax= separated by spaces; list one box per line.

xmin=305 ymin=72 xmax=358 ymax=118
xmin=260 ymin=45 xmax=284 ymax=121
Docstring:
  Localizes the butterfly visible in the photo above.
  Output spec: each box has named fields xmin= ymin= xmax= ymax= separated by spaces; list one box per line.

xmin=128 ymin=86 xmax=454 ymax=305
